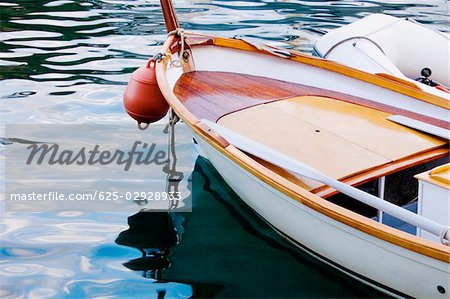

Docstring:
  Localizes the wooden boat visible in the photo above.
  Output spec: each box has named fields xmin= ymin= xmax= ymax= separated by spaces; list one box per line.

xmin=314 ymin=14 xmax=450 ymax=97
xmin=123 ymin=1 xmax=450 ymax=297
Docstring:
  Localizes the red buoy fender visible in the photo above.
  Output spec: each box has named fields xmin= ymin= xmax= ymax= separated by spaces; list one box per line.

xmin=123 ymin=59 xmax=169 ymax=124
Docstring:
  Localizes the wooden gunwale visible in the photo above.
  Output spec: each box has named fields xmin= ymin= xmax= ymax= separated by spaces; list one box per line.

xmin=155 ymin=35 xmax=450 ymax=262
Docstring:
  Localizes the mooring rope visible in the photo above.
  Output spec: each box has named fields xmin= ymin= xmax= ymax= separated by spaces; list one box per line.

xmin=167 ymin=28 xmax=187 ymax=68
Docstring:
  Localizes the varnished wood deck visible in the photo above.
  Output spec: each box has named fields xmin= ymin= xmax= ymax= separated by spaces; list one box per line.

xmin=173 ymin=71 xmax=448 ymax=193
xmin=173 ymin=71 xmax=448 ymax=127
xmin=173 ymin=71 xmax=303 ymax=121
xmin=218 ymin=96 xmax=446 ymax=182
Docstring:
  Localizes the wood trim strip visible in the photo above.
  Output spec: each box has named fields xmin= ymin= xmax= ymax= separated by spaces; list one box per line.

xmin=375 ymin=73 xmax=422 ymax=90
xmin=155 ymin=36 xmax=450 ymax=262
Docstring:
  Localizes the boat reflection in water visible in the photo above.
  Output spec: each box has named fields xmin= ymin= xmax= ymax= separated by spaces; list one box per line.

xmin=115 ymin=212 xmax=196 ymax=299
xmin=115 ymin=212 xmax=179 ymax=280
xmin=115 ymin=209 xmax=226 ymax=298
xmin=114 ymin=118 xmax=197 ymax=297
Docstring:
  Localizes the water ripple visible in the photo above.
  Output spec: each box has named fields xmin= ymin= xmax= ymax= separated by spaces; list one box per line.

xmin=0 ymin=31 xmax=62 ymax=42
xmin=11 ymin=18 xmax=129 ymax=27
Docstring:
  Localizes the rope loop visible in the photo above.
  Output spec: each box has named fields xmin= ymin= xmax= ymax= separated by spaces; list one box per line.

xmin=323 ymin=36 xmax=385 ymax=58
xmin=163 ymin=108 xmax=180 ymax=134
xmin=439 ymin=226 xmax=450 ymax=246
xmin=137 ymin=122 xmax=150 ymax=131
xmin=167 ymin=28 xmax=184 ymax=38
xmin=167 ymin=28 xmax=187 ymax=68
xmin=146 ymin=58 xmax=155 ymax=68
xmin=153 ymin=52 xmax=166 ymax=63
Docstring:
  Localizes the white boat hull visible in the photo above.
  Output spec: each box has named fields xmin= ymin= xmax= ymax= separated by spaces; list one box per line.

xmin=193 ymin=132 xmax=450 ymax=298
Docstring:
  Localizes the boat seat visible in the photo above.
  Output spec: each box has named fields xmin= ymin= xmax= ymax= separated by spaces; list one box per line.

xmin=217 ymin=96 xmax=446 ymax=187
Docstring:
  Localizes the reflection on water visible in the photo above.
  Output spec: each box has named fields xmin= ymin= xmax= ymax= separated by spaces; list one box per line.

xmin=1 ymin=0 xmax=449 ymax=298
xmin=116 ymin=211 xmax=191 ymax=298
xmin=116 ymin=212 xmax=179 ymax=280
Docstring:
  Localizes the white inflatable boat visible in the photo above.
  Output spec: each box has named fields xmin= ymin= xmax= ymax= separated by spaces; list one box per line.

xmin=314 ymin=14 xmax=450 ymax=98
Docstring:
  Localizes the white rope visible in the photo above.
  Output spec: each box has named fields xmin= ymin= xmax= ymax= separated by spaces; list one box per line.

xmin=440 ymin=226 xmax=450 ymax=246
xmin=323 ymin=36 xmax=385 ymax=58
xmin=233 ymin=36 xmax=292 ymax=58
xmin=167 ymin=28 xmax=186 ymax=68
